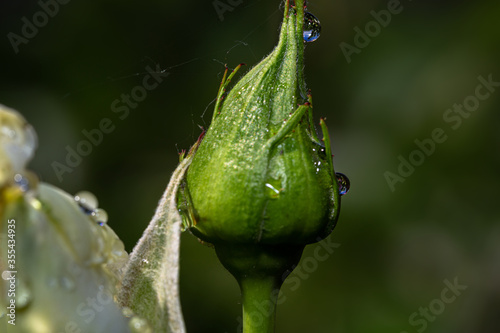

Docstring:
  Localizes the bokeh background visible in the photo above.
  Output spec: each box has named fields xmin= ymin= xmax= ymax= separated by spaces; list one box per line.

xmin=1 ymin=0 xmax=499 ymax=332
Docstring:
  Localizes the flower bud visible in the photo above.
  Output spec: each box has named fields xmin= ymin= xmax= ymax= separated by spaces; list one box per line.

xmin=184 ymin=2 xmax=341 ymax=247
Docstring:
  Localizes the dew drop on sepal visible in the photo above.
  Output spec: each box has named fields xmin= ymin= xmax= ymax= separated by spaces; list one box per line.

xmin=74 ymin=191 xmax=99 ymax=214
xmin=335 ymin=172 xmax=350 ymax=196
xmin=303 ymin=12 xmax=321 ymax=42
xmin=265 ymin=182 xmax=281 ymax=198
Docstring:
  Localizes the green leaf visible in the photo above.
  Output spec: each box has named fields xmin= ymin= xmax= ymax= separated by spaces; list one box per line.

xmin=117 ymin=152 xmax=195 ymax=333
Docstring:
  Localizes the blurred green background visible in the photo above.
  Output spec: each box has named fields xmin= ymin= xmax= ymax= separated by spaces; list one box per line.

xmin=1 ymin=0 xmax=499 ymax=332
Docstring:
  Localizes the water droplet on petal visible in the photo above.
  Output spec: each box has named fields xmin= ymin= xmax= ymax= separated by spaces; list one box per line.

xmin=13 ymin=171 xmax=38 ymax=192
xmin=91 ymin=208 xmax=108 ymax=226
xmin=74 ymin=191 xmax=99 ymax=214
xmin=47 ymin=277 xmax=58 ymax=289
xmin=16 ymin=279 xmax=33 ymax=310
xmin=60 ymin=275 xmax=76 ymax=291
xmin=14 ymin=173 xmax=27 ymax=189
xmin=303 ymin=12 xmax=321 ymax=42
xmin=2 ymin=270 xmax=14 ymax=280
xmin=46 ymin=274 xmax=76 ymax=292
xmin=122 ymin=307 xmax=135 ymax=318
xmin=336 ymin=172 xmax=350 ymax=196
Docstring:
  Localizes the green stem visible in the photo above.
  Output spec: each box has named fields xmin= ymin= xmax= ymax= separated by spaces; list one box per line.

xmin=240 ymin=275 xmax=281 ymax=333
xmin=214 ymin=243 xmax=303 ymax=333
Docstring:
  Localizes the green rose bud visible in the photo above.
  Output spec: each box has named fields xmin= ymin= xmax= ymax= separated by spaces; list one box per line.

xmin=184 ymin=2 xmax=341 ymax=247
xmin=180 ymin=1 xmax=348 ymax=332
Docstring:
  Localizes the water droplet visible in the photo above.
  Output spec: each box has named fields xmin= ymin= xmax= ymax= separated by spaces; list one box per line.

xmin=46 ymin=274 xmax=76 ymax=292
xmin=336 ymin=172 xmax=350 ymax=196
xmin=312 ymin=142 xmax=327 ymax=159
xmin=13 ymin=171 xmax=38 ymax=192
xmin=303 ymin=12 xmax=321 ymax=42
xmin=1 ymin=125 xmax=15 ymax=139
xmin=47 ymin=277 xmax=58 ymax=289
xmin=67 ymin=262 xmax=83 ymax=276
xmin=16 ymin=292 xmax=32 ymax=309
xmin=178 ymin=183 xmax=196 ymax=230
xmin=122 ymin=307 xmax=135 ymax=318
xmin=16 ymin=279 xmax=33 ymax=310
xmin=129 ymin=316 xmax=152 ymax=333
xmin=74 ymin=191 xmax=99 ymax=214
xmin=60 ymin=275 xmax=76 ymax=291
xmin=2 ymin=270 xmax=14 ymax=280
xmin=1 ymin=273 xmax=32 ymax=310
xmin=14 ymin=173 xmax=27 ymax=190
xmin=91 ymin=208 xmax=108 ymax=226
xmin=265 ymin=180 xmax=282 ymax=199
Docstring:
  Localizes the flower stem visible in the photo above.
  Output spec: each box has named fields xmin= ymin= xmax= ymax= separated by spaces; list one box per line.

xmin=240 ymin=275 xmax=281 ymax=333
xmin=214 ymin=243 xmax=303 ymax=333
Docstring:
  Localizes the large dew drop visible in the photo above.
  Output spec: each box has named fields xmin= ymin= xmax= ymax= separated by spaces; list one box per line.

xmin=303 ymin=12 xmax=321 ymax=42
xmin=335 ymin=172 xmax=350 ymax=196
xmin=74 ymin=191 xmax=99 ymax=214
